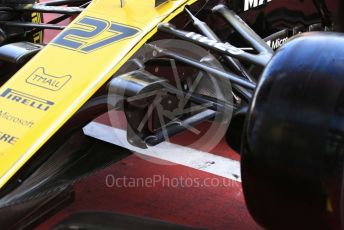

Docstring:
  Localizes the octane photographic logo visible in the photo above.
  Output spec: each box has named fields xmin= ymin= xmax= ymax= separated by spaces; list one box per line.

xmin=106 ymin=39 xmax=233 ymax=165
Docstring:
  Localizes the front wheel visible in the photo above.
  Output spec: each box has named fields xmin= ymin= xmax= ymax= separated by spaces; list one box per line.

xmin=241 ymin=32 xmax=344 ymax=230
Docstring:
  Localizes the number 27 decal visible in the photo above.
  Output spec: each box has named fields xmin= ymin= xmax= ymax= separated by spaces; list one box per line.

xmin=51 ymin=16 xmax=141 ymax=53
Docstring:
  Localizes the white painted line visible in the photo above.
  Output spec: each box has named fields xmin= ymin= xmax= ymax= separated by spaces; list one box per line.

xmin=83 ymin=122 xmax=241 ymax=182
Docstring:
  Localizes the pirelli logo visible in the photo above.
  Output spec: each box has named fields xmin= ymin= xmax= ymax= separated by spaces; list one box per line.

xmin=1 ymin=88 xmax=55 ymax=112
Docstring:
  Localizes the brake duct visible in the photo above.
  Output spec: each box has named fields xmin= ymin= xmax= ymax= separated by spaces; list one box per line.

xmin=108 ymin=70 xmax=227 ymax=148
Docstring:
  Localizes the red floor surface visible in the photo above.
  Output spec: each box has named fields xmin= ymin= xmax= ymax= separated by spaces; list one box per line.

xmin=36 ymin=112 xmax=262 ymax=230
xmin=37 ymin=155 xmax=261 ymax=230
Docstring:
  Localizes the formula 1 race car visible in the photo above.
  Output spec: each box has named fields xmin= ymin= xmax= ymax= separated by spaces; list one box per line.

xmin=0 ymin=0 xmax=343 ymax=229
